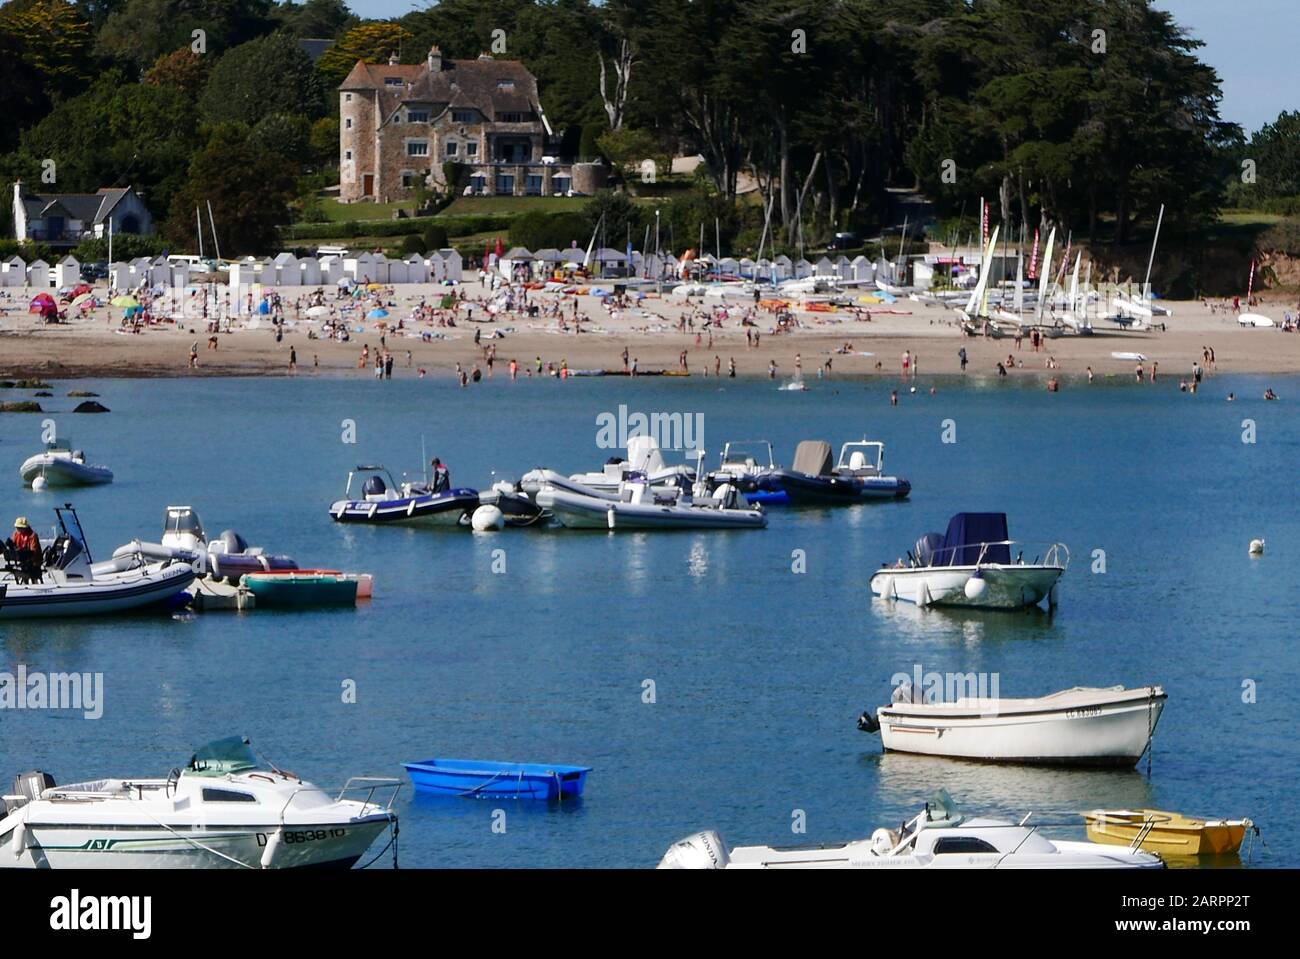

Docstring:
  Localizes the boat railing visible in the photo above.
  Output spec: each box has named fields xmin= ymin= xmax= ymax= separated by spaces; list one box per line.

xmin=335 ymin=776 xmax=403 ymax=811
xmin=913 ymin=540 xmax=1069 ymax=569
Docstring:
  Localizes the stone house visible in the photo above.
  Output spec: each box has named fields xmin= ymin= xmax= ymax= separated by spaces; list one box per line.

xmin=339 ymin=47 xmax=602 ymax=203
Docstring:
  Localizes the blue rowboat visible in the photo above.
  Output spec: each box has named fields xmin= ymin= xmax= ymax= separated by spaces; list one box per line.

xmin=402 ymin=758 xmax=591 ymax=800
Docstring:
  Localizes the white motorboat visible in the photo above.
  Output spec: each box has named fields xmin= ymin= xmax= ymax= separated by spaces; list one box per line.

xmin=858 ymin=684 xmax=1166 ymax=766
xmin=535 ymin=473 xmax=766 ymax=530
xmin=19 ymin=441 xmax=113 ymax=487
xmin=659 ymin=790 xmax=1163 ymax=869
xmin=0 ymin=736 xmax=399 ymax=869
xmin=566 ymin=436 xmax=695 ymax=495
xmin=0 ymin=505 xmax=195 ymax=619
xmin=105 ymin=506 xmax=298 ymax=582
xmin=870 ymin=512 xmax=1067 ymax=610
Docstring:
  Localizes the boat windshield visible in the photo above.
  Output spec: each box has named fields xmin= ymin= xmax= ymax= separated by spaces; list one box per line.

xmin=928 ymin=789 xmax=962 ymax=825
xmin=166 ymin=508 xmax=204 ymax=538
xmin=189 ymin=736 xmax=262 ymax=776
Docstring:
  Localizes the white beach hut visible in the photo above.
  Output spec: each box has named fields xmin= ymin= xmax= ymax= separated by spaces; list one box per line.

xmin=434 ymin=249 xmax=462 ymax=282
xmin=299 ymin=256 xmax=321 ymax=286
xmin=170 ymin=262 xmax=190 ymax=288
xmin=814 ymin=256 xmax=835 ymax=277
xmin=387 ymin=258 xmax=409 ymax=284
xmin=108 ymin=261 xmax=130 ymax=290
xmin=404 ymin=253 xmax=429 ymax=284
xmin=54 ymin=256 xmax=80 ymax=288
xmin=851 ymin=255 xmax=873 ymax=282
xmin=26 ymin=259 xmax=50 ymax=287
xmin=319 ymin=255 xmax=343 ymax=285
xmin=2 ymin=255 xmax=27 ymax=287
xmin=794 ymin=258 xmax=814 ymax=279
xmin=773 ymin=255 xmax=793 ymax=280
xmin=719 ymin=256 xmax=740 ymax=277
xmin=499 ymin=246 xmax=533 ymax=278
xmin=273 ymin=252 xmax=298 ymax=286
xmin=835 ymin=255 xmax=852 ymax=280
xmin=738 ymin=257 xmax=756 ymax=279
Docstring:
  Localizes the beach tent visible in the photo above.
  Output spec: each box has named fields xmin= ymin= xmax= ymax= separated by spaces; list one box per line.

xmin=299 ymin=257 xmax=321 ymax=286
xmin=26 ymin=259 xmax=51 ymax=287
xmin=404 ymin=253 xmax=428 ymax=283
xmin=54 ymin=256 xmax=80 ymax=288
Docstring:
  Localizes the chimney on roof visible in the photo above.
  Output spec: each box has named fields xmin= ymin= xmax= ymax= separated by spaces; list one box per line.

xmin=478 ymin=51 xmax=493 ymax=60
xmin=388 ymin=51 xmax=399 ymax=65
xmin=427 ymin=45 xmax=443 ymax=73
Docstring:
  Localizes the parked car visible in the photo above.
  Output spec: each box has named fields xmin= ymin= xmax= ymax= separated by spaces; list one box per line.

xmin=80 ymin=261 xmax=108 ymax=281
xmin=827 ymin=231 xmax=862 ymax=251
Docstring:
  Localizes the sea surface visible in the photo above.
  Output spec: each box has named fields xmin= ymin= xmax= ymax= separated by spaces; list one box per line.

xmin=0 ymin=370 xmax=1293 ymax=867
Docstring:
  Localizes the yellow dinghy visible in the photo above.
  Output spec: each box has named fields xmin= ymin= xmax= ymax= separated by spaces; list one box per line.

xmin=1082 ymin=809 xmax=1253 ymax=855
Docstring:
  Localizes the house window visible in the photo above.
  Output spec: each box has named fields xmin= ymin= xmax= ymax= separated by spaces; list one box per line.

xmin=345 ymin=118 xmax=352 ymax=129
xmin=345 ymin=150 xmax=353 ymax=161
xmin=407 ymin=141 xmax=429 ymax=157
xmin=384 ymin=77 xmax=402 ymax=86
xmin=495 ymin=174 xmax=514 ymax=194
xmin=525 ymin=174 xmax=543 ymax=195
xmin=344 ymin=93 xmax=352 ymax=102
xmin=401 ymin=171 xmax=417 ymax=187
xmin=466 ymin=142 xmax=478 ymax=157
xmin=408 ymin=110 xmax=429 ymax=123
xmin=499 ymin=112 xmax=527 ymax=123
xmin=496 ymin=80 xmax=515 ymax=91
xmin=553 ymin=175 xmax=571 ymax=194
xmin=452 ymin=110 xmax=475 ymax=123
xmin=445 ymin=141 xmax=457 ymax=156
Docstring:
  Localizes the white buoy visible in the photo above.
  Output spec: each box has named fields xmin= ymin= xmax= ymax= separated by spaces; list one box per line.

xmin=1248 ymin=538 xmax=1265 ymax=556
xmin=31 ymin=475 xmax=47 ymax=491
xmin=964 ymin=573 xmax=988 ymax=600
xmin=471 ymin=505 xmax=504 ymax=531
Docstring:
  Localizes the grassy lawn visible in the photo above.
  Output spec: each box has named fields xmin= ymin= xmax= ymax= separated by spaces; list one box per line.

xmin=315 ymin=199 xmax=417 ymax=222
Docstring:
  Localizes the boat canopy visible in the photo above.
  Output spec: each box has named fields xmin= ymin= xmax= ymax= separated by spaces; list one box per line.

xmin=791 ymin=440 xmax=833 ymax=476
xmin=939 ymin=513 xmax=1010 ymax=566
xmin=189 ymin=736 xmax=261 ymax=776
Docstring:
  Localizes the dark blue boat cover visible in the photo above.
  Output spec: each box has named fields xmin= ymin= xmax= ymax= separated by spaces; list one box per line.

xmin=941 ymin=513 xmax=1010 ymax=565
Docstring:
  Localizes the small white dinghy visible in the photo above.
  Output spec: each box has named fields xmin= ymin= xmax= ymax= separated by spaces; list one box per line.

xmin=659 ymin=789 xmax=1163 ymax=870
xmin=535 ymin=473 xmax=766 ymax=530
xmin=19 ymin=441 xmax=113 ymax=487
xmin=858 ymin=684 xmax=1166 ymax=766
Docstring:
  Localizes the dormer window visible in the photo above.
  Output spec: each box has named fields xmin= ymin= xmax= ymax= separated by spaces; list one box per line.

xmin=452 ymin=110 xmax=475 ymax=123
xmin=385 ymin=77 xmax=402 ymax=86
xmin=496 ymin=79 xmax=515 ymax=90
xmin=408 ymin=110 xmax=429 ymax=123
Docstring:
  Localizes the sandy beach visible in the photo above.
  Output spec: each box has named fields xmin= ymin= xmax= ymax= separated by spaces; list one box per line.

xmin=3 ymin=281 xmax=1300 ymax=384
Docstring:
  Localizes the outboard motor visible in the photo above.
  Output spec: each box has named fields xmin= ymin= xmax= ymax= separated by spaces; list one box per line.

xmin=362 ymin=474 xmax=388 ymax=499
xmin=7 ymin=770 xmax=55 ymax=813
xmin=857 ymin=708 xmax=880 ymax=733
xmin=657 ymin=830 xmax=730 ymax=869
xmin=216 ymin=530 xmax=248 ymax=555
xmin=914 ymin=533 xmax=945 ymax=567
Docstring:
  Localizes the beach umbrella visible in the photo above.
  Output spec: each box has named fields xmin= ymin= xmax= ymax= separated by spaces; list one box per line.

xmin=367 ymin=308 xmax=389 ymax=319
xmin=29 ymin=292 xmax=56 ymax=312
xmin=495 ymin=237 xmax=504 ymax=260
xmin=306 ymin=305 xmax=329 ymax=317
xmin=70 ymin=292 xmax=94 ymax=308
xmin=110 ymin=295 xmax=139 ymax=308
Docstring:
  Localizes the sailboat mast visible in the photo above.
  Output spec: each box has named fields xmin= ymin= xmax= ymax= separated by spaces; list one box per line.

xmin=1142 ymin=203 xmax=1164 ymax=297
xmin=206 ymin=201 xmax=222 ymax=261
xmin=196 ymin=207 xmax=204 ymax=259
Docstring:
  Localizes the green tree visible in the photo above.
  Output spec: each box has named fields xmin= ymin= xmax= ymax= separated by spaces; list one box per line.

xmin=144 ymin=47 xmax=211 ymax=99
xmin=198 ymin=31 xmax=325 ymax=125
xmin=96 ymin=0 xmax=276 ymax=72
xmin=273 ymin=0 xmax=354 ymax=39
xmin=0 ymin=0 xmax=94 ymax=98
xmin=316 ymin=21 xmax=414 ymax=86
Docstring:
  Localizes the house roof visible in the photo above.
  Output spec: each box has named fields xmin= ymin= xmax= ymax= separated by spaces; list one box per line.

xmin=20 ymin=187 xmax=133 ymax=225
xmin=340 ymin=55 xmax=540 ymax=124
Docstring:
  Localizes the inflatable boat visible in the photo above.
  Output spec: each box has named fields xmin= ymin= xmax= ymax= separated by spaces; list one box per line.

xmin=107 ymin=506 xmax=297 ymax=582
xmin=329 ymin=465 xmax=479 ymax=526
xmin=535 ymin=475 xmax=766 ymax=530
xmin=19 ymin=442 xmax=113 ymax=487
xmin=752 ymin=439 xmax=910 ymax=505
xmin=0 ymin=505 xmax=195 ymax=619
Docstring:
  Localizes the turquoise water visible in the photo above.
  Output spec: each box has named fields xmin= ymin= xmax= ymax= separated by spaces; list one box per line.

xmin=0 ymin=372 xmax=1291 ymax=867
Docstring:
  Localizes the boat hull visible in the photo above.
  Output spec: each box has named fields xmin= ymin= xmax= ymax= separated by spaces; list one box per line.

xmin=878 ymin=695 xmax=1164 ymax=765
xmin=0 ymin=564 xmax=195 ymax=619
xmin=9 ymin=817 xmax=391 ymax=869
xmin=755 ymin=470 xmax=910 ymax=504
xmin=1084 ymin=811 xmax=1248 ymax=855
xmin=536 ymin=488 xmax=766 ymax=530
xmin=871 ymin=564 xmax=1063 ymax=609
xmin=243 ymin=573 xmax=358 ymax=608
xmin=404 ymin=760 xmax=590 ymax=800
xmin=19 ymin=456 xmax=113 ymax=486
xmin=328 ymin=489 xmax=479 ymax=526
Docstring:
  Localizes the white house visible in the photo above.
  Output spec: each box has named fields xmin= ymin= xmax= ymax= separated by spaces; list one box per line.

xmin=11 ymin=181 xmax=153 ymax=248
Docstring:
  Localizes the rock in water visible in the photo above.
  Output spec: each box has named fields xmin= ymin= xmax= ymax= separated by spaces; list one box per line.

xmin=73 ymin=400 xmax=110 ymax=413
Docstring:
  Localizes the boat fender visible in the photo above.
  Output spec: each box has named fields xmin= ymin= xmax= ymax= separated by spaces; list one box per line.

xmin=10 ymin=822 xmax=25 ymax=857
xmin=857 ymin=709 xmax=880 ymax=734
xmin=1249 ymin=538 xmax=1264 ymax=556
xmin=917 ymin=581 xmax=932 ymax=607
xmin=657 ymin=830 xmax=730 ymax=869
xmin=964 ymin=571 xmax=988 ymax=600
xmin=471 ymin=505 xmax=505 ymax=531
xmin=877 ymin=575 xmax=894 ymax=600
xmin=260 ymin=828 xmax=282 ymax=869
xmin=32 ymin=475 xmax=47 ymax=491
xmin=606 ymin=506 xmax=616 ymax=531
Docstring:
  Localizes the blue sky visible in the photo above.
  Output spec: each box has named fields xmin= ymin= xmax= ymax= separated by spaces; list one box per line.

xmin=344 ymin=0 xmax=1296 ymax=134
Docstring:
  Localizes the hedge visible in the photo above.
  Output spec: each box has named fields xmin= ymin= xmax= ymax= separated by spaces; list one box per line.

xmin=281 ymin=214 xmax=514 ymax=241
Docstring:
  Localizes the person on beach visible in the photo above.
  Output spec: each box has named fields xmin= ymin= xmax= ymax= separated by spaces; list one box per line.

xmin=189 ymin=341 xmax=199 ymax=368
xmin=1265 ymin=388 xmax=1278 ymax=400
xmin=768 ymin=359 xmax=778 ymax=379
xmin=728 ymin=357 xmax=736 ymax=378
xmin=288 ymin=347 xmax=297 ymax=373
xmin=901 ymin=350 xmax=910 ymax=378
xmin=631 ymin=357 xmax=638 ymax=377
xmin=509 ymin=358 xmax=518 ymax=380
xmin=996 ymin=362 xmax=1008 ymax=377
xmin=890 ymin=389 xmax=898 ymax=406
xmin=1135 ymin=363 xmax=1143 ymax=382
xmin=1086 ymin=366 xmax=1094 ymax=383
xmin=958 ymin=347 xmax=967 ymax=372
